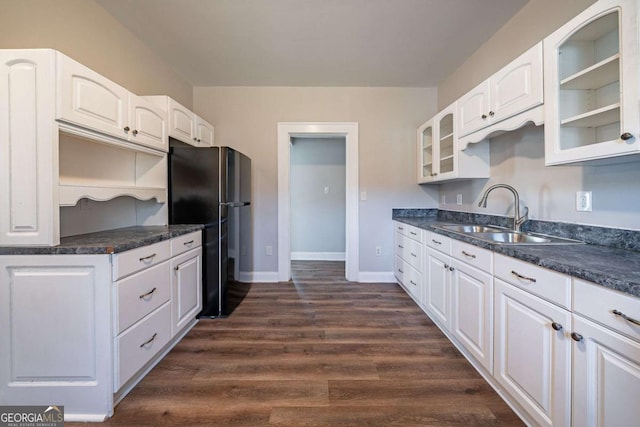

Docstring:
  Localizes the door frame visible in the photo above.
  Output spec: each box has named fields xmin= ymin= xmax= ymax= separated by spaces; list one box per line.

xmin=277 ymin=122 xmax=359 ymax=282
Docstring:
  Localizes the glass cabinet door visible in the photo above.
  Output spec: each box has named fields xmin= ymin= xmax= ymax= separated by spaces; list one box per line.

xmin=417 ymin=122 xmax=435 ymax=182
xmin=438 ymin=112 xmax=455 ymax=176
xmin=544 ymin=0 xmax=639 ymax=164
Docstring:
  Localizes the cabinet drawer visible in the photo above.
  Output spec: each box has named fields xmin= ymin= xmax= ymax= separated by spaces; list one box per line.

xmin=405 ymin=237 xmax=422 ymax=270
xmin=171 ymin=231 xmax=202 ymax=257
xmin=452 ymin=240 xmax=493 ymax=274
xmin=394 ymin=255 xmax=407 ymax=284
xmin=574 ymin=279 xmax=640 ymax=342
xmin=425 ymin=231 xmax=452 ymax=254
xmin=394 ymin=222 xmax=423 ymax=243
xmin=116 ymin=260 xmax=171 ymax=334
xmin=115 ymin=302 xmax=171 ymax=390
xmin=494 ymin=253 xmax=571 ymax=309
xmin=113 ymin=239 xmax=171 ymax=280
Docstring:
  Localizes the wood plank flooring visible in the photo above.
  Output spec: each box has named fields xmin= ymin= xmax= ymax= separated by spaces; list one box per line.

xmin=69 ymin=261 xmax=523 ymax=426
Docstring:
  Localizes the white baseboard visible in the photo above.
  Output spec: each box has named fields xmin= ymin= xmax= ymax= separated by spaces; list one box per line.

xmin=291 ymin=251 xmax=346 ymax=261
xmin=357 ymin=271 xmax=397 ymax=283
xmin=239 ymin=271 xmax=279 ymax=283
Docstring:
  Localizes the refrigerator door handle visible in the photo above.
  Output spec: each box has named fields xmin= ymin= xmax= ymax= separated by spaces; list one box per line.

xmin=220 ymin=202 xmax=251 ymax=208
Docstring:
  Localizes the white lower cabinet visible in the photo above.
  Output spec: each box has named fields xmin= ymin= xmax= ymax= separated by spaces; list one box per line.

xmin=494 ymin=279 xmax=571 ymax=427
xmin=425 ymin=247 xmax=452 ymax=328
xmin=0 ymin=232 xmax=202 ymax=421
xmin=393 ymin=222 xmax=423 ymax=303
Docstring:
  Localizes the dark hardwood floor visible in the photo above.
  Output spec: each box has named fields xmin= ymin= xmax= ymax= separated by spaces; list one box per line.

xmin=69 ymin=261 xmax=523 ymax=426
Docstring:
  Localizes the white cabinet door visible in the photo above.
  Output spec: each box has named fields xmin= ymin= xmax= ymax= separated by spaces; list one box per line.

xmin=457 ymin=80 xmax=491 ymax=137
xmin=572 ymin=314 xmax=640 ymax=427
xmin=195 ymin=116 xmax=215 ymax=147
xmin=544 ymin=0 xmax=640 ymax=165
xmin=0 ymin=255 xmax=113 ymax=419
xmin=128 ymin=95 xmax=168 ymax=152
xmin=56 ymin=53 xmax=129 ymax=138
xmin=0 ymin=50 xmax=59 ymax=246
xmin=425 ymin=249 xmax=452 ymax=330
xmin=491 ymin=42 xmax=543 ymax=123
xmin=457 ymin=43 xmax=543 ymax=138
xmin=417 ymin=117 xmax=436 ymax=183
xmin=171 ymin=248 xmax=202 ymax=335
xmin=451 ymin=260 xmax=493 ymax=373
xmin=494 ymin=279 xmax=571 ymax=427
xmin=167 ymin=98 xmax=195 ymax=145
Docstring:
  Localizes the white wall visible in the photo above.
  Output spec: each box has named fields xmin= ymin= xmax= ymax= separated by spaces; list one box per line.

xmin=291 ymin=138 xmax=346 ymax=259
xmin=193 ymin=87 xmax=439 ymax=276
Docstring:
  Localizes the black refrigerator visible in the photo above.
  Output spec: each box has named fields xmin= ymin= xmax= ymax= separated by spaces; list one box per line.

xmin=168 ymin=140 xmax=252 ymax=318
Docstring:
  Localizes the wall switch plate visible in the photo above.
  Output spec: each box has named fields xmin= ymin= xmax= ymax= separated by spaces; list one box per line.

xmin=360 ymin=191 xmax=367 ymax=201
xmin=456 ymin=194 xmax=462 ymax=205
xmin=375 ymin=246 xmax=382 ymax=256
xmin=576 ymin=191 xmax=592 ymax=212
xmin=324 ymin=186 xmax=330 ymax=194
xmin=265 ymin=246 xmax=273 ymax=256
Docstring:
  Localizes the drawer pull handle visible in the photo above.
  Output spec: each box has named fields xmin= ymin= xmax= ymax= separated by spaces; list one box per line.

xmin=432 ymin=239 xmax=442 ymax=245
xmin=410 ymin=231 xmax=417 ymax=236
xmin=139 ymin=287 xmax=157 ymax=299
xmin=140 ymin=333 xmax=158 ymax=348
xmin=551 ymin=322 xmax=563 ymax=331
xmin=511 ymin=270 xmax=536 ymax=283
xmin=183 ymin=240 xmax=195 ymax=245
xmin=398 ymin=245 xmax=404 ymax=249
xmin=612 ymin=309 xmax=640 ymax=326
xmin=461 ymin=250 xmax=476 ymax=259
xmin=411 ymin=252 xmax=417 ymax=258
xmin=410 ymin=280 xmax=417 ymax=286
xmin=398 ymin=268 xmax=404 ymax=274
xmin=571 ymin=332 xmax=583 ymax=342
xmin=139 ymin=253 xmax=157 ymax=262
xmin=398 ymin=227 xmax=404 ymax=230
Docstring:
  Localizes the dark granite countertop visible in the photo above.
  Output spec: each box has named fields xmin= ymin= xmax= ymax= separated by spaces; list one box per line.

xmin=0 ymin=225 xmax=204 ymax=255
xmin=393 ymin=214 xmax=640 ymax=299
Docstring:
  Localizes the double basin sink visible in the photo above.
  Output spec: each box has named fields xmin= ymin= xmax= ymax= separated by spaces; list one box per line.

xmin=433 ymin=224 xmax=583 ymax=245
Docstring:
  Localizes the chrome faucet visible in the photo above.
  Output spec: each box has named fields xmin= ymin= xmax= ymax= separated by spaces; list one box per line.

xmin=477 ymin=184 xmax=529 ymax=231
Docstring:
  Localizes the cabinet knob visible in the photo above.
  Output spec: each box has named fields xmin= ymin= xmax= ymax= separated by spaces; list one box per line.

xmin=571 ymin=332 xmax=583 ymax=342
xmin=444 ymin=264 xmax=449 ymax=269
xmin=449 ymin=266 xmax=455 ymax=271
xmin=489 ymin=111 xmax=495 ymax=117
xmin=621 ymin=132 xmax=634 ymax=141
xmin=132 ymin=129 xmax=138 ymax=136
xmin=124 ymin=126 xmax=130 ymax=133
xmin=197 ymin=139 xmax=201 ymax=143
xmin=481 ymin=114 xmax=487 ymax=119
xmin=193 ymin=137 xmax=198 ymax=141
xmin=551 ymin=322 xmax=563 ymax=331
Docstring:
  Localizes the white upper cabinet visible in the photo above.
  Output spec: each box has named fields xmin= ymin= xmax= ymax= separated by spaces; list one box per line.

xmin=417 ymin=102 xmax=489 ymax=184
xmin=544 ymin=0 xmax=639 ymax=165
xmin=457 ymin=42 xmax=544 ymax=146
xmin=0 ymin=50 xmax=59 ymax=246
xmin=56 ymin=53 xmax=168 ymax=152
xmin=153 ymin=96 xmax=215 ymax=147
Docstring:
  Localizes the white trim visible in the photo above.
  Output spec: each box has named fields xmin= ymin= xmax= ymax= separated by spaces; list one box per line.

xmin=277 ymin=122 xmax=359 ymax=282
xmin=358 ymin=271 xmax=397 ymax=283
xmin=291 ymin=252 xmax=345 ymax=261
xmin=239 ymin=271 xmax=279 ymax=283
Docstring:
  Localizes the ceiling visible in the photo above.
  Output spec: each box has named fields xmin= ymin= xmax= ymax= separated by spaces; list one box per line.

xmin=96 ymin=0 xmax=529 ymax=87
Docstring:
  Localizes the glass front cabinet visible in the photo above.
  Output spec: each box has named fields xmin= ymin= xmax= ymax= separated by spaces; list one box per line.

xmin=417 ymin=102 xmax=489 ymax=184
xmin=543 ymin=0 xmax=639 ymax=165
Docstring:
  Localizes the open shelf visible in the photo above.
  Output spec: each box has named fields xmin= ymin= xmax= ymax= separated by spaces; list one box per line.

xmin=561 ymin=103 xmax=620 ymax=127
xmin=561 ymin=54 xmax=620 ymax=90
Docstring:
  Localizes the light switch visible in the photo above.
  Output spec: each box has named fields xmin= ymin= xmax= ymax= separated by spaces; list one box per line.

xmin=324 ymin=186 xmax=330 ymax=194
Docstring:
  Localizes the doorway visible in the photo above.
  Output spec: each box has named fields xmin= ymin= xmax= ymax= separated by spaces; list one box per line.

xmin=277 ymin=122 xmax=359 ymax=282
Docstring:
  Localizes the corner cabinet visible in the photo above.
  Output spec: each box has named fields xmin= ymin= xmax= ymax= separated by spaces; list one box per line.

xmin=417 ymin=102 xmax=489 ymax=184
xmin=544 ymin=0 xmax=640 ymax=165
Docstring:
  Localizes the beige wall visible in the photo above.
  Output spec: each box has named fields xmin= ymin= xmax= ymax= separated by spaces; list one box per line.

xmin=194 ymin=86 xmax=439 ymax=275
xmin=438 ymin=0 xmax=596 ymax=109
xmin=0 ymin=0 xmax=192 ymax=107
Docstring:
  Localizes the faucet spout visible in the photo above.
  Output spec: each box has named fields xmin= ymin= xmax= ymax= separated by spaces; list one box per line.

xmin=477 ymin=184 xmax=528 ymax=231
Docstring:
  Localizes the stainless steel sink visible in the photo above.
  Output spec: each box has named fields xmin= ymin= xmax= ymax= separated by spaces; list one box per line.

xmin=433 ymin=224 xmax=583 ymax=245
xmin=434 ymin=224 xmax=506 ymax=233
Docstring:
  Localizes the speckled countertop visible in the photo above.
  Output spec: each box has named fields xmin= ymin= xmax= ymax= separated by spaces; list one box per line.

xmin=0 ymin=225 xmax=204 ymax=255
xmin=394 ymin=213 xmax=640 ymax=299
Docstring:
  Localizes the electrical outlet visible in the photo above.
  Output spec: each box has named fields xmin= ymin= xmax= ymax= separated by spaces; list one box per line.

xmin=265 ymin=245 xmax=273 ymax=256
xmin=576 ymin=191 xmax=592 ymax=212
xmin=456 ymin=194 xmax=463 ymax=205
xmin=375 ymin=246 xmax=382 ymax=256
